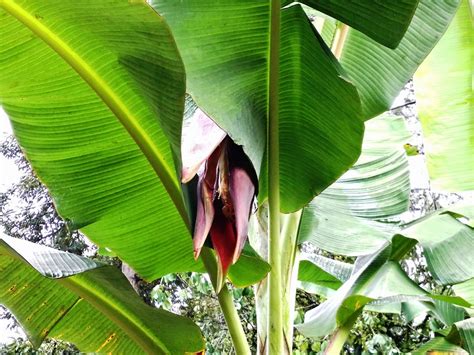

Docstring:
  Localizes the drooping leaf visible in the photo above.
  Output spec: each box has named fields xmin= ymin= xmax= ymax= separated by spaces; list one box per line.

xmin=339 ymin=0 xmax=461 ymax=119
xmin=296 ymin=210 xmax=474 ymax=338
xmin=297 ymin=255 xmax=353 ymax=292
xmin=402 ymin=301 xmax=432 ymax=323
xmin=0 ymin=1 xmax=197 ymax=279
xmin=296 ymin=246 xmax=394 ymax=337
xmin=447 ymin=204 xmax=474 ymax=228
xmin=0 ymin=234 xmax=204 ymax=354
xmin=153 ymin=0 xmax=364 ymax=213
xmin=431 ymin=299 xmax=467 ymax=327
xmin=414 ymin=0 xmax=473 ymax=191
xmin=288 ymin=0 xmax=419 ymax=48
xmin=454 ymin=279 xmax=474 ymax=306
xmin=402 ymin=213 xmax=474 ymax=285
xmin=298 ymin=114 xmax=410 ymax=255
xmin=300 ymin=133 xmax=474 ymax=287
xmin=298 ymin=200 xmax=394 ymax=255
xmin=320 ymin=115 xmax=411 ymax=219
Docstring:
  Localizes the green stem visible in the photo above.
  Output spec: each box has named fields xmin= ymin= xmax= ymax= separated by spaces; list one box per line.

xmin=268 ymin=0 xmax=282 ymax=353
xmin=201 ymin=248 xmax=251 ymax=355
xmin=324 ymin=320 xmax=355 ymax=355
xmin=280 ymin=211 xmax=302 ymax=349
xmin=253 ymin=209 xmax=302 ymax=354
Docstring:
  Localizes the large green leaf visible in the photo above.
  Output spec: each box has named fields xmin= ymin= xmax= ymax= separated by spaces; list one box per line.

xmin=0 ymin=1 xmax=197 ymax=279
xmin=299 ymin=115 xmax=474 ymax=284
xmin=339 ymin=0 xmax=461 ymax=119
xmin=298 ymin=114 xmax=410 ymax=255
xmin=0 ymin=234 xmax=204 ymax=354
xmin=296 ymin=211 xmax=474 ymax=338
xmin=318 ymin=114 xmax=411 ymax=219
xmin=153 ymin=0 xmax=364 ymax=213
xmin=414 ymin=0 xmax=473 ymax=191
xmin=288 ymin=0 xmax=419 ymax=48
xmin=298 ymin=201 xmax=394 ymax=255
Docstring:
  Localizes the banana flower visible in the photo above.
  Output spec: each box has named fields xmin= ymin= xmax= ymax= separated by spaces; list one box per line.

xmin=181 ymin=106 xmax=257 ymax=291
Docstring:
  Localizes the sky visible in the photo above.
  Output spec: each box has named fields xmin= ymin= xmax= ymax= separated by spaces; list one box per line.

xmin=0 ymin=108 xmax=25 ymax=345
xmin=0 ymin=107 xmax=21 ymax=193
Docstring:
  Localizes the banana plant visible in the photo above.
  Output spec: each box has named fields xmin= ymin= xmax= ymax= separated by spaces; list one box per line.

xmin=0 ymin=0 xmax=468 ymax=353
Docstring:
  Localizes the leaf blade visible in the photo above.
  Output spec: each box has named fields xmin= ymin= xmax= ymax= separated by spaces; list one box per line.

xmin=0 ymin=1 xmax=197 ymax=279
xmin=414 ymin=0 xmax=473 ymax=191
xmin=288 ymin=0 xmax=420 ymax=48
xmin=0 ymin=234 xmax=204 ymax=353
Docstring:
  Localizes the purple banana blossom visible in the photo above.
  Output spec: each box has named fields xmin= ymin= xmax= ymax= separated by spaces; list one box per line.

xmin=181 ymin=107 xmax=257 ymax=290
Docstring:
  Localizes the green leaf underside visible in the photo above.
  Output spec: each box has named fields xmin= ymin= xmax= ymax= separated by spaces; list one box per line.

xmin=296 ymin=247 xmax=409 ymax=337
xmin=0 ymin=1 xmax=199 ymax=280
xmin=446 ymin=204 xmax=474 ymax=227
xmin=297 ymin=232 xmax=470 ymax=337
xmin=338 ymin=210 xmax=474 ymax=286
xmin=454 ymin=318 xmax=474 ymax=354
xmin=0 ymin=235 xmax=204 ymax=354
xmin=402 ymin=213 xmax=474 ymax=285
xmin=339 ymin=0 xmax=461 ymax=119
xmin=298 ymin=115 xmax=410 ymax=255
xmin=153 ymin=0 xmax=363 ymax=213
xmin=454 ymin=279 xmax=474 ymax=306
xmin=414 ymin=0 xmax=473 ymax=191
xmin=297 ymin=255 xmax=353 ymax=292
xmin=286 ymin=0 xmax=419 ymax=48
xmin=432 ymin=299 xmax=467 ymax=327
